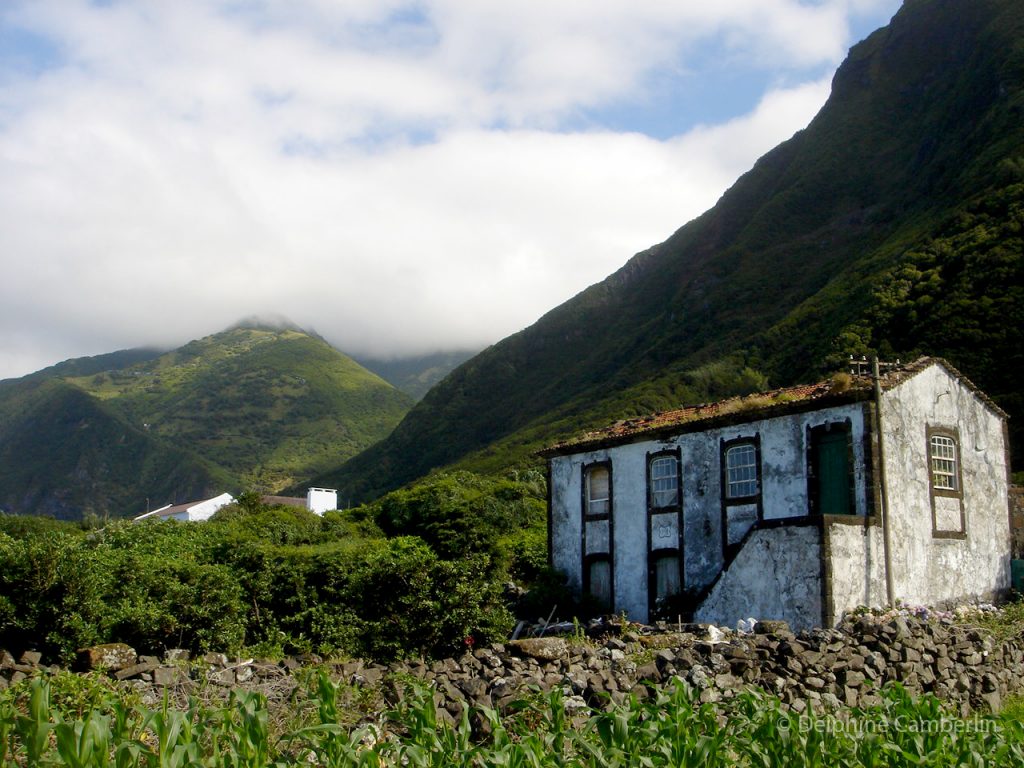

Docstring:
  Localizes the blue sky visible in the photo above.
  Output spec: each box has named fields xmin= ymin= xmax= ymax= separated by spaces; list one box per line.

xmin=0 ymin=0 xmax=903 ymax=379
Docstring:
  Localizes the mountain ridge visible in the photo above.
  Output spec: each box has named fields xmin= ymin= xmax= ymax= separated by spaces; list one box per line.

xmin=0 ymin=324 xmax=413 ymax=519
xmin=313 ymin=0 xmax=1024 ymax=501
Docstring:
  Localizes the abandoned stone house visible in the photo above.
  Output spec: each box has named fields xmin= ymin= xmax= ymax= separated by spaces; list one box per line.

xmin=541 ymin=358 xmax=1011 ymax=629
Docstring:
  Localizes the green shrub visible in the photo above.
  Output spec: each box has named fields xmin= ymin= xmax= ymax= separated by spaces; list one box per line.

xmin=345 ymin=537 xmax=513 ymax=660
xmin=213 ymin=503 xmax=327 ymax=546
xmin=503 ymin=524 xmax=549 ymax=583
xmin=0 ymin=532 xmax=112 ymax=660
xmin=0 ymin=473 xmax=530 ymax=663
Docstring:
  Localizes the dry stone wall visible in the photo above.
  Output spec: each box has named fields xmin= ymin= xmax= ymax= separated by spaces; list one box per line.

xmin=2 ymin=614 xmax=1022 ymax=720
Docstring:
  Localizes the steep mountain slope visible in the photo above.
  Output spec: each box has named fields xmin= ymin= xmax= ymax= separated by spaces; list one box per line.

xmin=319 ymin=0 xmax=1024 ymax=501
xmin=0 ymin=324 xmax=413 ymax=518
xmin=353 ymin=350 xmax=478 ymax=401
xmin=21 ymin=347 xmax=165 ymax=381
xmin=0 ymin=379 xmax=224 ymax=520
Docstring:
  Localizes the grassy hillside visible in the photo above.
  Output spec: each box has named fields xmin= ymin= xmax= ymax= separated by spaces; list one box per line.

xmin=315 ymin=0 xmax=1024 ymax=501
xmin=0 ymin=325 xmax=413 ymax=518
xmin=353 ymin=349 xmax=478 ymax=401
xmin=0 ymin=379 xmax=225 ymax=520
xmin=70 ymin=326 xmax=414 ymax=488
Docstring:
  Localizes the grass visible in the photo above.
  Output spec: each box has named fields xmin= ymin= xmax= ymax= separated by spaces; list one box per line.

xmin=2 ymin=671 xmax=1023 ymax=766
xmin=955 ymin=601 xmax=1024 ymax=643
xmin=68 ymin=327 xmax=413 ymax=488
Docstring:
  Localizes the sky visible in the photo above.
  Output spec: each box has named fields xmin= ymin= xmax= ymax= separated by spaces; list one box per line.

xmin=0 ymin=0 xmax=904 ymax=379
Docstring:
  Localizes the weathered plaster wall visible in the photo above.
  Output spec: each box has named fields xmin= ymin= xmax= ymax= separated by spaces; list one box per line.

xmin=550 ymin=442 xmax=672 ymax=622
xmin=550 ymin=454 xmax=584 ymax=598
xmin=676 ymin=402 xmax=869 ymax=596
xmin=694 ymin=524 xmax=823 ymax=630
xmin=604 ymin=444 xmax=650 ymax=619
xmin=880 ymin=365 xmax=1010 ymax=605
xmin=550 ymin=403 xmax=870 ymax=625
xmin=826 ymin=518 xmax=887 ymax=622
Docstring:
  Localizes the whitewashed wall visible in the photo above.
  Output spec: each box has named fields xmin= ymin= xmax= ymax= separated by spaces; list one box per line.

xmin=549 ymin=365 xmax=1010 ymax=626
xmin=185 ymin=492 xmax=234 ymax=521
xmin=550 ymin=401 xmax=869 ymax=624
xmin=694 ymin=524 xmax=823 ymax=630
xmin=306 ymin=487 xmax=338 ymax=515
xmin=827 ymin=519 xmax=887 ymax=621
xmin=879 ymin=365 xmax=1010 ymax=605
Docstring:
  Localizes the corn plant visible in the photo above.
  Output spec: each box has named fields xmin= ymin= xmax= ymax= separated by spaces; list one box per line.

xmin=13 ymin=677 xmax=54 ymax=765
xmin=0 ymin=694 xmax=14 ymax=766
xmin=3 ymin=673 xmax=1024 ymax=767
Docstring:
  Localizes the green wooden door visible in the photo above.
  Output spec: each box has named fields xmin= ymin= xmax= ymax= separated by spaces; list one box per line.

xmin=816 ymin=430 xmax=851 ymax=515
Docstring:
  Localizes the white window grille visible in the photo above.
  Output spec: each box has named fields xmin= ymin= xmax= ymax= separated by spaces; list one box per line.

xmin=649 ymin=455 xmax=679 ymax=508
xmin=586 ymin=466 xmax=610 ymax=516
xmin=930 ymin=434 xmax=958 ymax=492
xmin=726 ymin=443 xmax=758 ymax=499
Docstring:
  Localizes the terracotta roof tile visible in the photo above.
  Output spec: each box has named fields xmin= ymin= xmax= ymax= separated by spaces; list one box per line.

xmin=542 ymin=379 xmax=867 ymax=456
xmin=540 ymin=356 xmax=1001 ymax=457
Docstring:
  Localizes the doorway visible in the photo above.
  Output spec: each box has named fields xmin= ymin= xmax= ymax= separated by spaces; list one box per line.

xmin=809 ymin=422 xmax=853 ymax=516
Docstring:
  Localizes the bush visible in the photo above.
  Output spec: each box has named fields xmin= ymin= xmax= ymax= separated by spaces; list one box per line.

xmin=0 ymin=532 xmax=111 ymax=659
xmin=0 ymin=470 xmax=540 ymax=662
xmin=345 ymin=537 xmax=513 ymax=660
xmin=368 ymin=471 xmax=546 ymax=570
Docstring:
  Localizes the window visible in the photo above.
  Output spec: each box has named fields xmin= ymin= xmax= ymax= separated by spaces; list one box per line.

xmin=725 ymin=443 xmax=758 ymax=499
xmin=649 ymin=455 xmax=679 ymax=508
xmin=585 ymin=464 xmax=610 ymax=517
xmin=927 ymin=426 xmax=964 ymax=538
xmin=652 ymin=554 xmax=681 ymax=605
xmin=721 ymin=436 xmax=761 ymax=561
xmin=582 ymin=462 xmax=614 ymax=610
xmin=929 ymin=434 xmax=958 ymax=492
xmin=587 ymin=558 xmax=613 ymax=610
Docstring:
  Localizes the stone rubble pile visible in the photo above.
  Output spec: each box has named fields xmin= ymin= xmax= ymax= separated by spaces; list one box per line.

xmin=2 ymin=613 xmax=1022 ymax=720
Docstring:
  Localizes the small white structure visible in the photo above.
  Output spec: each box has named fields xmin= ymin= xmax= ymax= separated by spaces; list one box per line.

xmin=306 ymin=487 xmax=338 ymax=516
xmin=133 ymin=492 xmax=235 ymax=523
xmin=261 ymin=488 xmax=339 ymax=516
xmin=542 ymin=358 xmax=1011 ymax=628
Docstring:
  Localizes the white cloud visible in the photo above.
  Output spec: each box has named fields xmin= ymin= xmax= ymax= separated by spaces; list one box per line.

xmin=0 ymin=0 xmax=901 ymax=378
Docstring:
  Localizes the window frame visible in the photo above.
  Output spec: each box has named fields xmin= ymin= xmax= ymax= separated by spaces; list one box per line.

xmin=722 ymin=438 xmax=761 ymax=503
xmin=927 ymin=425 xmax=965 ymax=538
xmin=929 ymin=433 xmax=959 ymax=494
xmin=646 ymin=447 xmax=683 ymax=617
xmin=583 ymin=554 xmax=614 ymax=613
xmin=724 ymin=442 xmax=757 ymax=501
xmin=583 ymin=461 xmax=612 ymax=520
xmin=646 ymin=449 xmax=682 ymax=511
xmin=581 ymin=460 xmax=614 ymax=611
xmin=720 ymin=435 xmax=763 ymax=563
xmin=648 ymin=551 xmax=682 ymax=617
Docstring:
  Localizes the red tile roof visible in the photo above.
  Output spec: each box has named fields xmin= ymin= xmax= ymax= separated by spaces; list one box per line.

xmin=540 ymin=356 xmax=1002 ymax=457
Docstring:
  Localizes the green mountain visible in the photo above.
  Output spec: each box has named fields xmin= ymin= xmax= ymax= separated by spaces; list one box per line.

xmin=0 ymin=325 xmax=413 ymax=519
xmin=0 ymin=378 xmax=224 ymax=520
xmin=353 ymin=350 xmax=479 ymax=401
xmin=317 ymin=0 xmax=1024 ymax=502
